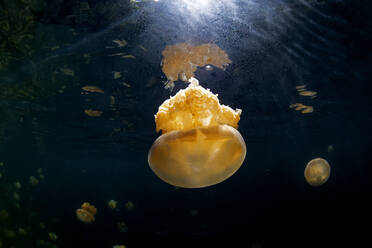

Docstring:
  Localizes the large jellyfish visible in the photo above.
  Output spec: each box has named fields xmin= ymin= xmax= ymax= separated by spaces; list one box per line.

xmin=304 ymin=158 xmax=331 ymax=186
xmin=148 ymin=77 xmax=246 ymax=188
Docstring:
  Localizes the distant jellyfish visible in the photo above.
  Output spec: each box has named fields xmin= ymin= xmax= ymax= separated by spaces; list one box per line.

xmin=76 ymin=202 xmax=97 ymax=224
xmin=108 ymin=200 xmax=118 ymax=209
xmin=124 ymin=201 xmax=134 ymax=210
xmin=48 ymin=232 xmax=58 ymax=241
xmin=327 ymin=145 xmax=334 ymax=152
xmin=29 ymin=176 xmax=39 ymax=186
xmin=14 ymin=181 xmax=21 ymax=189
xmin=117 ymin=221 xmax=128 ymax=233
xmin=113 ymin=245 xmax=127 ymax=248
xmin=304 ymin=158 xmax=331 ymax=186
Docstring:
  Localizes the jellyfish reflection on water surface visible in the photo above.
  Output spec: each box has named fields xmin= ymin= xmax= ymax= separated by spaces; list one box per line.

xmin=148 ymin=77 xmax=246 ymax=188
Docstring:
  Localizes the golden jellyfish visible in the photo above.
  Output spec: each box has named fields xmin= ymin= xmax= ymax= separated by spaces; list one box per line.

xmin=148 ymin=77 xmax=246 ymax=188
xmin=124 ymin=201 xmax=134 ymax=210
xmin=76 ymin=202 xmax=97 ymax=224
xmin=161 ymin=43 xmax=231 ymax=90
xmin=108 ymin=200 xmax=118 ymax=209
xmin=304 ymin=158 xmax=331 ymax=187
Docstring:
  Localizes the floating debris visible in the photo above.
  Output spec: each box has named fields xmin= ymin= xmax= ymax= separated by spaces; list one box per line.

xmin=112 ymin=39 xmax=128 ymax=48
xmin=29 ymin=176 xmax=39 ymax=186
xmin=122 ymin=55 xmax=136 ymax=59
xmin=289 ymin=103 xmax=313 ymax=114
xmin=138 ymin=45 xmax=147 ymax=52
xmin=82 ymin=86 xmax=104 ymax=94
xmin=120 ymin=82 xmax=131 ymax=87
xmin=108 ymin=200 xmax=118 ymax=209
xmin=295 ymin=84 xmax=306 ymax=90
xmin=113 ymin=71 xmax=122 ymax=79
xmin=50 ymin=45 xmax=60 ymax=51
xmin=301 ymin=106 xmax=313 ymax=113
xmin=59 ymin=67 xmax=74 ymax=76
xmin=108 ymin=52 xmax=126 ymax=57
xmin=299 ymin=90 xmax=317 ymax=97
xmin=76 ymin=202 xmax=97 ymax=224
xmin=84 ymin=109 xmax=103 ymax=117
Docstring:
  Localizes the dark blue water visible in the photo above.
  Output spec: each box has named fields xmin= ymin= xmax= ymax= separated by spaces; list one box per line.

xmin=0 ymin=0 xmax=371 ymax=247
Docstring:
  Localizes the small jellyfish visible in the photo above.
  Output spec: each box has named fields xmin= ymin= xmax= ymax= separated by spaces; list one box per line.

xmin=29 ymin=176 xmax=39 ymax=186
xmin=48 ymin=232 xmax=58 ymax=241
xmin=37 ymin=168 xmax=43 ymax=174
xmin=304 ymin=158 xmax=331 ymax=187
xmin=124 ymin=201 xmax=134 ymax=210
xmin=14 ymin=181 xmax=21 ymax=189
xmin=76 ymin=202 xmax=97 ymax=224
xmin=117 ymin=221 xmax=128 ymax=233
xmin=327 ymin=145 xmax=334 ymax=152
xmin=108 ymin=200 xmax=118 ymax=209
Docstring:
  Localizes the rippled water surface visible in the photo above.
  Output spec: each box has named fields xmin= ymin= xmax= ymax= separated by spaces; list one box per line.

xmin=0 ymin=0 xmax=371 ymax=247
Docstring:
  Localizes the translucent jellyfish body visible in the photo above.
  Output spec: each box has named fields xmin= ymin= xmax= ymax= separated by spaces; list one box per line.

xmin=148 ymin=78 xmax=246 ymax=188
xmin=304 ymin=158 xmax=331 ymax=186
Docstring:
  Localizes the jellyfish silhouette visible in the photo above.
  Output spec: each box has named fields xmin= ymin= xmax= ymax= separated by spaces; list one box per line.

xmin=148 ymin=77 xmax=246 ymax=188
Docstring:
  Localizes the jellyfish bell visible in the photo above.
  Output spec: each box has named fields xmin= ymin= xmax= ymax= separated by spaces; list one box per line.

xmin=148 ymin=77 xmax=246 ymax=188
xmin=304 ymin=158 xmax=331 ymax=187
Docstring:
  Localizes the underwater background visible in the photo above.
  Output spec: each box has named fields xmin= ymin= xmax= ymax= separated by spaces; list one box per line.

xmin=0 ymin=0 xmax=371 ymax=247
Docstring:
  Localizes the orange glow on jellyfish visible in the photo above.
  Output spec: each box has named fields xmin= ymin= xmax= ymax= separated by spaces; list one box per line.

xmin=148 ymin=77 xmax=246 ymax=188
xmin=304 ymin=158 xmax=331 ymax=187
xmin=76 ymin=202 xmax=97 ymax=224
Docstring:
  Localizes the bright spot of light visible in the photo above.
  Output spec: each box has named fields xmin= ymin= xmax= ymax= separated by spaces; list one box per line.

xmin=183 ymin=0 xmax=210 ymax=9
